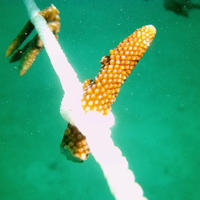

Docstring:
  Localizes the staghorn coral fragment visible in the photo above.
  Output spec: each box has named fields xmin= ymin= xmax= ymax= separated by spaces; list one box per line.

xmin=19 ymin=35 xmax=43 ymax=76
xmin=82 ymin=25 xmax=156 ymax=115
xmin=39 ymin=4 xmax=60 ymax=23
xmin=6 ymin=21 xmax=34 ymax=57
xmin=61 ymin=123 xmax=90 ymax=161
xmin=18 ymin=19 xmax=60 ymax=76
xmin=6 ymin=5 xmax=60 ymax=75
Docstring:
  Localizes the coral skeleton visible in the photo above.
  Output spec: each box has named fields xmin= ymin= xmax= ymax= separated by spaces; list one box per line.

xmin=6 ymin=0 xmax=156 ymax=199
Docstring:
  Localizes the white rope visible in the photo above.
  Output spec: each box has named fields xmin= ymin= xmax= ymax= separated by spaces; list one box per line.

xmin=23 ymin=1 xmax=147 ymax=199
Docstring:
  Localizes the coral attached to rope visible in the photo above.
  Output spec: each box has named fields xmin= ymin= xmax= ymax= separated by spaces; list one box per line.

xmin=61 ymin=25 xmax=156 ymax=161
xmin=6 ymin=1 xmax=156 ymax=200
xmin=6 ymin=5 xmax=60 ymax=76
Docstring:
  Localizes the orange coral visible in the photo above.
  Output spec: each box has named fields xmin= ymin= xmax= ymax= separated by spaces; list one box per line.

xmin=82 ymin=25 xmax=156 ymax=115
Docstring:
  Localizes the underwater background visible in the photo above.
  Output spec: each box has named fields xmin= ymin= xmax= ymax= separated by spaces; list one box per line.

xmin=0 ymin=0 xmax=200 ymax=199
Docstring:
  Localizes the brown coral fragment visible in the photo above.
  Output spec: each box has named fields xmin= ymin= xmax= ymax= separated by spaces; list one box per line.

xmin=6 ymin=21 xmax=34 ymax=57
xmin=82 ymin=25 xmax=156 ymax=115
xmin=19 ymin=35 xmax=43 ymax=76
xmin=61 ymin=123 xmax=90 ymax=161
xmin=6 ymin=5 xmax=60 ymax=76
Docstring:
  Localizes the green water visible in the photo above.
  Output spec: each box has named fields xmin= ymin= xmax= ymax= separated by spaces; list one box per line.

xmin=0 ymin=0 xmax=200 ymax=199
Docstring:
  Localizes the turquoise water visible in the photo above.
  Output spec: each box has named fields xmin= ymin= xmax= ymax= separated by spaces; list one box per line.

xmin=1 ymin=0 xmax=200 ymax=199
